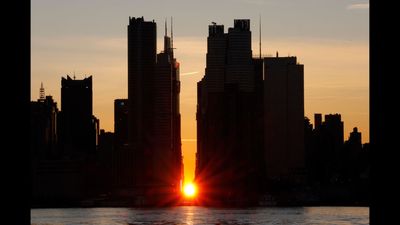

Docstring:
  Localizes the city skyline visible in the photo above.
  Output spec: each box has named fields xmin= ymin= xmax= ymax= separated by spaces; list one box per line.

xmin=31 ymin=0 xmax=369 ymax=183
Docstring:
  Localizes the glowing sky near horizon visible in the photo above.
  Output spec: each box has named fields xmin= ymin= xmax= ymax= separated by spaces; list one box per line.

xmin=31 ymin=0 xmax=369 ymax=183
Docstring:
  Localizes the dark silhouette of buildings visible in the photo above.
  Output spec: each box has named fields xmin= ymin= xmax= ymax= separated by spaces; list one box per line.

xmin=58 ymin=75 xmax=98 ymax=158
xmin=126 ymin=16 xmax=183 ymax=205
xmin=263 ymin=56 xmax=305 ymax=185
xmin=113 ymin=99 xmax=133 ymax=190
xmin=341 ymin=127 xmax=363 ymax=183
xmin=31 ymin=76 xmax=103 ymax=206
xmin=196 ymin=20 xmax=266 ymax=205
xmin=303 ymin=114 xmax=369 ymax=205
xmin=314 ymin=113 xmax=322 ymax=130
xmin=127 ymin=17 xmax=156 ymax=157
xmin=97 ymin=129 xmax=115 ymax=194
xmin=154 ymin=19 xmax=183 ymax=197
xmin=32 ymin=17 xmax=183 ymax=207
xmin=307 ymin=113 xmax=344 ymax=184
xmin=195 ymin=19 xmax=369 ymax=206
xmin=225 ymin=20 xmax=255 ymax=92
xmin=30 ymin=89 xmax=58 ymax=160
xmin=127 ymin=17 xmax=157 ymax=193
xmin=322 ymin=114 xmax=344 ymax=150
xmin=30 ymin=17 xmax=370 ymax=208
xmin=57 ymin=75 xmax=102 ymax=199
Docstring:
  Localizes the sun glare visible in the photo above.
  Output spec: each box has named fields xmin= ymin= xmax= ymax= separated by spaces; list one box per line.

xmin=183 ymin=183 xmax=197 ymax=198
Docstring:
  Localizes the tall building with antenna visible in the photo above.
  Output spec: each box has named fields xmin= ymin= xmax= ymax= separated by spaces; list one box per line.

xmin=154 ymin=17 xmax=183 ymax=197
xmin=126 ymin=16 xmax=182 ymax=205
xmin=196 ymin=19 xmax=305 ymax=204
xmin=31 ymin=83 xmax=58 ymax=159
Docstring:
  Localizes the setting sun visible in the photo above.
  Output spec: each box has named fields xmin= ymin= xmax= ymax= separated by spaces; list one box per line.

xmin=183 ymin=183 xmax=197 ymax=198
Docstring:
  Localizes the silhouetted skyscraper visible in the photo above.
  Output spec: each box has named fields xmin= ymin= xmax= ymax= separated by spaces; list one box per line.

xmin=113 ymin=100 xmax=135 ymax=189
xmin=196 ymin=20 xmax=264 ymax=205
xmin=203 ymin=23 xmax=226 ymax=93
xmin=127 ymin=16 xmax=156 ymax=152
xmin=127 ymin=16 xmax=157 ymax=191
xmin=153 ymin=20 xmax=183 ymax=194
xmin=127 ymin=17 xmax=182 ymax=203
xmin=58 ymin=75 xmax=97 ymax=158
xmin=311 ymin=113 xmax=344 ymax=184
xmin=226 ymin=19 xmax=254 ymax=92
xmin=263 ymin=56 xmax=305 ymax=183
xmin=323 ymin=113 xmax=344 ymax=151
xmin=30 ymin=94 xmax=58 ymax=159
xmin=32 ymin=78 xmax=100 ymax=205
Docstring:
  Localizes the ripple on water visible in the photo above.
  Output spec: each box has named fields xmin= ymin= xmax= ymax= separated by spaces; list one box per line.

xmin=31 ymin=206 xmax=369 ymax=225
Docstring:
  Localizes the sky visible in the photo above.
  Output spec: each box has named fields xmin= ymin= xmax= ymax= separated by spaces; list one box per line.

xmin=31 ymin=0 xmax=369 ymax=183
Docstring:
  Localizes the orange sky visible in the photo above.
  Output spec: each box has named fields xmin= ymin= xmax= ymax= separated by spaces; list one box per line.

xmin=31 ymin=36 xmax=368 ymax=183
xmin=31 ymin=1 xmax=368 ymax=184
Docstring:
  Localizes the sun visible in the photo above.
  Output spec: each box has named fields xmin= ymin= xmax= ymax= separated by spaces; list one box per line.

xmin=183 ymin=183 xmax=197 ymax=198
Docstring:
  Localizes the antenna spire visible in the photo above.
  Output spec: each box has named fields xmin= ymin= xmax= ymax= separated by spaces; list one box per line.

xmin=39 ymin=82 xmax=45 ymax=101
xmin=171 ymin=16 xmax=173 ymax=51
xmin=165 ymin=18 xmax=167 ymax=37
xmin=259 ymin=14 xmax=262 ymax=59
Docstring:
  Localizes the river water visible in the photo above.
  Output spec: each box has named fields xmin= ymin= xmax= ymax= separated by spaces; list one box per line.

xmin=31 ymin=206 xmax=369 ymax=225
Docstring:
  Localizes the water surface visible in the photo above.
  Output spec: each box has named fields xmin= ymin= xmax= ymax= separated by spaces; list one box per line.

xmin=31 ymin=206 xmax=369 ymax=225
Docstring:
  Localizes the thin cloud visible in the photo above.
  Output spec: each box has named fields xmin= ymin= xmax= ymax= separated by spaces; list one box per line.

xmin=347 ymin=3 xmax=369 ymax=10
xmin=182 ymin=139 xmax=197 ymax=142
xmin=181 ymin=71 xmax=199 ymax=76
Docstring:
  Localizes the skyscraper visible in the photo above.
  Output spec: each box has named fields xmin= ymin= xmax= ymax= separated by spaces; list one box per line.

xmin=196 ymin=19 xmax=308 ymax=204
xmin=196 ymin=20 xmax=264 ymax=205
xmin=264 ymin=56 xmax=305 ymax=183
xmin=33 ymin=76 xmax=99 ymax=204
xmin=323 ymin=113 xmax=344 ymax=149
xmin=30 ymin=94 xmax=58 ymax=159
xmin=203 ymin=23 xmax=226 ymax=93
xmin=225 ymin=19 xmax=254 ymax=92
xmin=127 ymin=17 xmax=182 ymax=204
xmin=127 ymin=16 xmax=156 ymax=153
xmin=58 ymin=75 xmax=97 ymax=158
xmin=113 ymin=99 xmax=135 ymax=189
xmin=311 ymin=113 xmax=344 ymax=184
xmin=153 ymin=20 xmax=183 ymax=195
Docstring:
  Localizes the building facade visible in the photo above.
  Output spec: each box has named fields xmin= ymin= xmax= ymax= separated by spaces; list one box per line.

xmin=127 ymin=17 xmax=182 ymax=204
xmin=196 ymin=20 xmax=264 ymax=205
xmin=196 ymin=20 xmax=307 ymax=204
xmin=30 ymin=95 xmax=59 ymax=160
xmin=58 ymin=75 xmax=97 ymax=158
xmin=263 ymin=56 xmax=305 ymax=184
